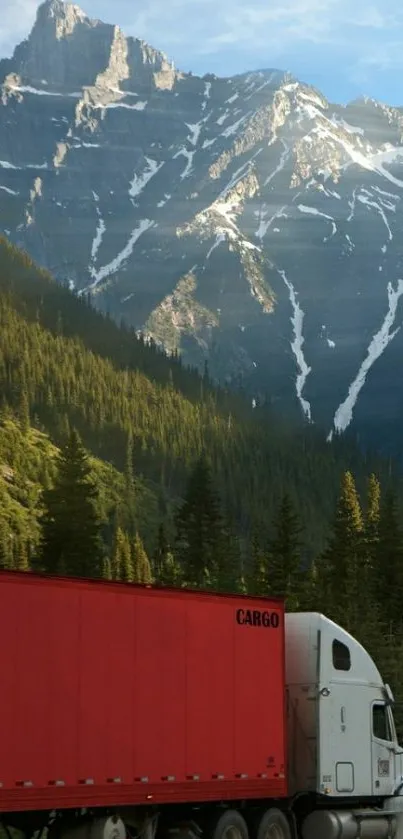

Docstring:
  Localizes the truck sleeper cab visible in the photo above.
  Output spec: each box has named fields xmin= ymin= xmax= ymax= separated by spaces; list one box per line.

xmin=286 ymin=612 xmax=403 ymax=839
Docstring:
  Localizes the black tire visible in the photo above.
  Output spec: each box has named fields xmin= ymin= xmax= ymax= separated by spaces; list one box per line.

xmin=256 ymin=809 xmax=292 ymax=839
xmin=211 ymin=810 xmax=249 ymax=839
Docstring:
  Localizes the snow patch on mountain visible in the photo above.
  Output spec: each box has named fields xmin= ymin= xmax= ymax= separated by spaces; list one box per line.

xmin=206 ymin=232 xmax=225 ymax=260
xmin=256 ymin=204 xmax=287 ymax=239
xmin=90 ymin=191 xmax=106 ymax=261
xmin=330 ymin=279 xmax=403 ymax=435
xmin=278 ymin=268 xmax=312 ymax=420
xmin=342 ymin=141 xmax=403 ymax=189
xmin=201 ymin=81 xmax=211 ymax=112
xmin=217 ymin=110 xmax=230 ymax=126
xmin=331 ymin=115 xmax=364 ymax=136
xmin=129 ymin=157 xmax=163 ymax=202
xmin=219 ymin=148 xmax=262 ymax=199
xmin=264 ymin=140 xmax=289 ymax=186
xmin=357 ymin=192 xmax=392 ymax=241
xmin=186 ymin=122 xmax=203 ymax=146
xmin=174 ymin=147 xmax=195 ymax=179
xmin=88 ymin=218 xmax=155 ymax=289
xmin=221 ymin=113 xmax=251 ymax=138
xmin=96 ymin=100 xmax=147 ymax=111
xmin=157 ymin=193 xmax=171 ymax=207
xmin=347 ymin=189 xmax=357 ymax=222
xmin=0 ymin=185 xmax=19 ymax=195
xmin=298 ymin=204 xmax=336 ymax=240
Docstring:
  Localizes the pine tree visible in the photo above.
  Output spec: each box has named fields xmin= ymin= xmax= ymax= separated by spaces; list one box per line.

xmin=364 ymin=473 xmax=381 ymax=603
xmin=366 ymin=474 xmax=381 ymax=536
xmin=132 ymin=533 xmax=153 ymax=584
xmin=153 ymin=523 xmax=169 ymax=581
xmin=17 ymin=385 xmax=30 ymax=435
xmin=374 ymin=489 xmax=403 ymax=627
xmin=120 ymin=531 xmax=135 ymax=582
xmin=14 ymin=537 xmax=29 ymax=571
xmin=266 ymin=494 xmax=303 ymax=610
xmin=111 ymin=526 xmax=131 ymax=581
xmin=39 ymin=429 xmax=103 ymax=578
xmin=175 ymin=454 xmax=223 ymax=588
xmin=159 ymin=550 xmax=182 ymax=586
xmin=316 ymin=471 xmax=363 ymax=631
xmin=299 ymin=558 xmax=318 ymax=611
xmin=124 ymin=432 xmax=136 ymax=534
xmin=125 ymin=432 xmax=135 ymax=492
xmin=59 ymin=413 xmax=71 ymax=444
xmin=215 ymin=524 xmax=243 ymax=594
xmin=0 ymin=517 xmax=12 ymax=569
xmin=102 ymin=556 xmax=112 ymax=580
xmin=247 ymin=531 xmax=269 ymax=596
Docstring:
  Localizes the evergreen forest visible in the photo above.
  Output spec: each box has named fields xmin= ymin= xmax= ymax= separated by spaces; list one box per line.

xmin=1 ymin=234 xmax=403 ymax=734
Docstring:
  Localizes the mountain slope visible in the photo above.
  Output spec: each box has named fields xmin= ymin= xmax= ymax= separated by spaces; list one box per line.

xmin=1 ymin=234 xmax=397 ymax=560
xmin=0 ymin=416 xmax=160 ymax=562
xmin=2 ymin=1 xmax=403 ymax=449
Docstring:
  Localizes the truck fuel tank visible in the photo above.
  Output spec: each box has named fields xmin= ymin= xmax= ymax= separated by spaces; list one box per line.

xmin=301 ymin=809 xmax=396 ymax=839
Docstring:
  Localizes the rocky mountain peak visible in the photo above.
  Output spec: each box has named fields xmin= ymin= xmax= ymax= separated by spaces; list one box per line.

xmin=7 ymin=0 xmax=180 ymax=94
xmin=8 ymin=0 xmax=110 ymax=89
xmin=36 ymin=0 xmax=90 ymax=32
xmin=2 ymin=4 xmax=403 ymax=451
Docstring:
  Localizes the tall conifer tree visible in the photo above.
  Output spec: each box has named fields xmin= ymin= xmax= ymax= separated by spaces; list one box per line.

xmin=266 ymin=493 xmax=303 ymax=610
xmin=363 ymin=473 xmax=381 ymax=603
xmin=215 ymin=524 xmax=243 ymax=593
xmin=247 ymin=530 xmax=269 ymax=596
xmin=39 ymin=430 xmax=103 ymax=578
xmin=375 ymin=489 xmax=403 ymax=627
xmin=111 ymin=526 xmax=132 ymax=581
xmin=153 ymin=523 xmax=169 ymax=581
xmin=317 ymin=470 xmax=363 ymax=631
xmin=160 ymin=550 xmax=182 ymax=586
xmin=175 ymin=454 xmax=223 ymax=588
xmin=132 ymin=533 xmax=153 ymax=584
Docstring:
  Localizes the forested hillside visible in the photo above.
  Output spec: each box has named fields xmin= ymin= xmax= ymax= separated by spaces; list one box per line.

xmin=0 ymin=233 xmax=389 ymax=559
xmin=1 ymin=234 xmax=403 ymax=730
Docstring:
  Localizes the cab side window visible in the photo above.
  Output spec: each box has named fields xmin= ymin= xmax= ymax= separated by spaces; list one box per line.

xmin=373 ymin=703 xmax=392 ymax=741
xmin=332 ymin=639 xmax=351 ymax=671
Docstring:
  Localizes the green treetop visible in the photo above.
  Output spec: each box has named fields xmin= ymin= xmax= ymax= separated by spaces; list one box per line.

xmin=38 ymin=429 xmax=103 ymax=578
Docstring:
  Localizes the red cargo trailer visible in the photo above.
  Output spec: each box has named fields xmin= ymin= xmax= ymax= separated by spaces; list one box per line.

xmin=0 ymin=571 xmax=286 ymax=814
xmin=0 ymin=570 xmax=402 ymax=839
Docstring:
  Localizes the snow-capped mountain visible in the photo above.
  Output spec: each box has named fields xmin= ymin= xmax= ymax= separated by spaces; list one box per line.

xmin=2 ymin=0 xmax=403 ymax=449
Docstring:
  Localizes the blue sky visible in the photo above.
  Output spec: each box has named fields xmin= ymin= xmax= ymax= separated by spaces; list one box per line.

xmin=1 ymin=0 xmax=403 ymax=105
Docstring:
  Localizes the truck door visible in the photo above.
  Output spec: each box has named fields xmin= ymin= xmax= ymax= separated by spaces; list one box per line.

xmin=319 ymin=638 xmax=355 ymax=794
xmin=318 ymin=636 xmax=373 ymax=796
xmin=371 ymin=702 xmax=396 ymax=796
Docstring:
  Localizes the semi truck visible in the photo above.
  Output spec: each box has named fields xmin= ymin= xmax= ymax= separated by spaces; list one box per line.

xmin=1 ymin=570 xmax=403 ymax=839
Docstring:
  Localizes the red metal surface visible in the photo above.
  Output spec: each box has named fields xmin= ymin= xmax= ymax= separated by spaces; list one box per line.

xmin=0 ymin=571 xmax=287 ymax=812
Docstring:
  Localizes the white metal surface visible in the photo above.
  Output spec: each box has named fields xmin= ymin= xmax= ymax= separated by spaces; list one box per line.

xmin=285 ymin=612 xmax=403 ymax=799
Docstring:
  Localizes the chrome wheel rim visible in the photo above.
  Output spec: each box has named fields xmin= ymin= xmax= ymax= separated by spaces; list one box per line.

xmin=222 ymin=826 xmax=244 ymax=839
xmin=265 ymin=824 xmax=285 ymax=839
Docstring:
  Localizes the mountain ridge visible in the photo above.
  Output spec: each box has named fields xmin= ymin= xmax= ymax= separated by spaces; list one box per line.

xmin=3 ymin=232 xmax=391 ymax=563
xmin=2 ymin=1 xmax=403 ymax=452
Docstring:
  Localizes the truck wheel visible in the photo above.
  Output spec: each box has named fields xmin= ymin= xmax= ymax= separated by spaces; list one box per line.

xmin=211 ymin=810 xmax=249 ymax=839
xmin=256 ymin=809 xmax=291 ymax=839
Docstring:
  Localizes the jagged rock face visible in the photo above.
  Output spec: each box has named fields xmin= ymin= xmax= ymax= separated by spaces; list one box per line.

xmin=2 ymin=0 xmax=403 ymax=449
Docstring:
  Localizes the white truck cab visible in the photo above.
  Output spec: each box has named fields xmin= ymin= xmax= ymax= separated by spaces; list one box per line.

xmin=286 ymin=613 xmax=403 ymax=838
